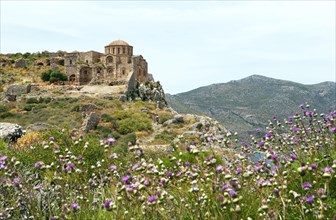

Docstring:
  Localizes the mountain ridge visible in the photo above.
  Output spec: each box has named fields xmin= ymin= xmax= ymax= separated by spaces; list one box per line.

xmin=166 ymin=75 xmax=336 ymax=137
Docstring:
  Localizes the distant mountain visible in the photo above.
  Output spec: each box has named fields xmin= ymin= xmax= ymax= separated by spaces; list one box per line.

xmin=166 ymin=75 xmax=336 ymax=137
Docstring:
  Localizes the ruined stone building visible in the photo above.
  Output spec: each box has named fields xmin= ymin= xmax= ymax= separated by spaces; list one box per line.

xmin=64 ymin=40 xmax=150 ymax=90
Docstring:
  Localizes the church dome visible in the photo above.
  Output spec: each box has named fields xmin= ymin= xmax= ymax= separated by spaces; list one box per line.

xmin=108 ymin=40 xmax=130 ymax=46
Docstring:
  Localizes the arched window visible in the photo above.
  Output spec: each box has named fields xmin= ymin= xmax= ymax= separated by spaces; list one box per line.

xmin=117 ymin=48 xmax=120 ymax=54
xmin=106 ymin=56 xmax=113 ymax=63
xmin=123 ymin=47 xmax=126 ymax=54
xmin=69 ymin=60 xmax=72 ymax=65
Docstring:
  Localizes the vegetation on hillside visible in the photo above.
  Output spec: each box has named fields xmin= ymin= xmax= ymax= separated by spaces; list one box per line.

xmin=40 ymin=69 xmax=67 ymax=83
xmin=167 ymin=75 xmax=336 ymax=139
xmin=0 ymin=105 xmax=335 ymax=219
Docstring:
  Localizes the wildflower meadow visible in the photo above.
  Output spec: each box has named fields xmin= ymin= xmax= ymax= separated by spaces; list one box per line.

xmin=0 ymin=105 xmax=335 ymax=219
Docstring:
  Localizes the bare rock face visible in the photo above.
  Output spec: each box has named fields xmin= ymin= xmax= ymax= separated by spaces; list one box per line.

xmin=82 ymin=112 xmax=100 ymax=132
xmin=0 ymin=123 xmax=24 ymax=141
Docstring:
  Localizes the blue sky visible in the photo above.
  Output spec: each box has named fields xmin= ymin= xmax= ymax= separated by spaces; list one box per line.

xmin=1 ymin=1 xmax=335 ymax=94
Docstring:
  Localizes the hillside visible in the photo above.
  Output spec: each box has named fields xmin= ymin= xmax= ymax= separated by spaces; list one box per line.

xmin=167 ymin=75 xmax=336 ymax=137
xmin=1 ymin=64 xmax=336 ymax=219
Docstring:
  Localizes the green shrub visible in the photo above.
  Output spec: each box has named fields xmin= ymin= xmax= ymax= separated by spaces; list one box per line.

xmin=0 ymin=112 xmax=14 ymax=119
xmin=41 ymin=69 xmax=67 ymax=82
xmin=26 ymin=97 xmax=39 ymax=104
xmin=22 ymin=104 xmax=35 ymax=111
xmin=158 ymin=113 xmax=173 ymax=124
xmin=101 ymin=113 xmax=115 ymax=123
xmin=97 ymin=126 xmax=112 ymax=138
xmin=154 ymin=130 xmax=177 ymax=144
xmin=71 ymin=105 xmax=81 ymax=112
xmin=112 ymin=110 xmax=152 ymax=134
xmin=0 ymin=104 xmax=8 ymax=113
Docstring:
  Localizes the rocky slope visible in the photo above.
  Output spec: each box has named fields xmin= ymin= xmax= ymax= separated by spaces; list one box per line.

xmin=167 ymin=75 xmax=336 ymax=137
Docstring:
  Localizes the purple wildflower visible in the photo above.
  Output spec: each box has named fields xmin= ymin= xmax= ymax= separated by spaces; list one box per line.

xmin=147 ymin=196 xmax=157 ymax=203
xmin=274 ymin=188 xmax=279 ymax=196
xmin=331 ymin=127 xmax=336 ymax=133
xmin=132 ymin=164 xmax=140 ymax=170
xmin=167 ymin=172 xmax=173 ymax=177
xmin=71 ymin=203 xmax=79 ymax=211
xmin=311 ymin=164 xmax=317 ymax=169
xmin=104 ymin=199 xmax=112 ymax=210
xmin=49 ymin=136 xmax=55 ymax=141
xmin=229 ymin=189 xmax=237 ymax=197
xmin=107 ymin=137 xmax=115 ymax=144
xmin=34 ymin=161 xmax=44 ymax=169
xmin=322 ymin=167 xmax=333 ymax=173
xmin=216 ymin=165 xmax=223 ymax=172
xmin=271 ymin=154 xmax=278 ymax=160
xmin=258 ymin=142 xmax=265 ymax=147
xmin=121 ymin=175 xmax=131 ymax=183
xmin=302 ymin=182 xmax=312 ymax=189
xmin=143 ymin=178 xmax=149 ymax=186
xmin=0 ymin=155 xmax=7 ymax=161
xmin=293 ymin=127 xmax=300 ymax=133
xmin=290 ymin=154 xmax=297 ymax=160
xmin=13 ymin=177 xmax=20 ymax=187
xmin=109 ymin=165 xmax=117 ymax=171
xmin=303 ymin=196 xmax=314 ymax=205
xmin=221 ymin=184 xmax=229 ymax=191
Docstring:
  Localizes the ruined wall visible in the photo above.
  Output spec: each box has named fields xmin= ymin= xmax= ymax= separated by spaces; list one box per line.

xmin=80 ymin=51 xmax=103 ymax=65
xmin=64 ymin=40 xmax=149 ymax=88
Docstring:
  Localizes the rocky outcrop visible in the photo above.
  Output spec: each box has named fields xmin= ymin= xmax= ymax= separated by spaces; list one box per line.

xmin=0 ymin=123 xmax=24 ymax=141
xmin=82 ymin=112 xmax=100 ymax=132
xmin=6 ymin=84 xmax=31 ymax=96
xmin=14 ymin=58 xmax=26 ymax=68
xmin=135 ymin=81 xmax=167 ymax=105
xmin=162 ymin=114 xmax=184 ymax=127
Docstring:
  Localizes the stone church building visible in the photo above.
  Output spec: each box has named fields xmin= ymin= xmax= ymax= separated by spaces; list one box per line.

xmin=64 ymin=40 xmax=151 ymax=91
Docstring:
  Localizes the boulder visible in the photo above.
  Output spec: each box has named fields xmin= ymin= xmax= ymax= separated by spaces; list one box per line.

xmin=14 ymin=58 xmax=26 ymax=68
xmin=6 ymin=95 xmax=16 ymax=102
xmin=0 ymin=123 xmax=24 ymax=141
xmin=174 ymin=114 xmax=184 ymax=123
xmin=6 ymin=84 xmax=31 ymax=96
xmin=82 ymin=112 xmax=100 ymax=132
xmin=162 ymin=119 xmax=176 ymax=127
